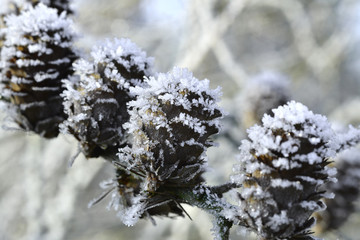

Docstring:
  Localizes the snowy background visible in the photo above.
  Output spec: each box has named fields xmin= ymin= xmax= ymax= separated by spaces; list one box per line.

xmin=1 ymin=0 xmax=360 ymax=239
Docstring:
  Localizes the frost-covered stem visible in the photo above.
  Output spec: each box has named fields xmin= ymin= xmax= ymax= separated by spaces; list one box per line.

xmin=210 ymin=182 xmax=240 ymax=197
xmin=169 ymin=184 xmax=241 ymax=239
xmin=213 ymin=216 xmax=232 ymax=240
xmin=173 ymin=184 xmax=231 ymax=214
xmin=101 ymin=152 xmax=119 ymax=163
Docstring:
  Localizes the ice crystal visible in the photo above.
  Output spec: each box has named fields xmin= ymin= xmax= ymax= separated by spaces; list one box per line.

xmin=62 ymin=38 xmax=154 ymax=158
xmin=0 ymin=3 xmax=77 ymax=138
xmin=231 ymin=101 xmax=357 ymax=239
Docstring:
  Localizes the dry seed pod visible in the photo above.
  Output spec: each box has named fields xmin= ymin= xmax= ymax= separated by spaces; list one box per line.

xmin=62 ymin=38 xmax=154 ymax=158
xmin=232 ymin=101 xmax=341 ymax=239
xmin=0 ymin=3 xmax=77 ymax=138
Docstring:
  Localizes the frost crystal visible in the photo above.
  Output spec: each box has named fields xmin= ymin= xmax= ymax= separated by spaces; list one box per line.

xmin=61 ymin=38 xmax=154 ymax=158
xmin=231 ymin=101 xmax=354 ymax=239
xmin=116 ymin=67 xmax=223 ymax=218
xmin=0 ymin=3 xmax=77 ymax=138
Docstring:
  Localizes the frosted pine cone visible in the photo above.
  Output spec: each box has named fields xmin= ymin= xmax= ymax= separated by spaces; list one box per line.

xmin=0 ymin=4 xmax=77 ymax=138
xmin=315 ymin=148 xmax=360 ymax=232
xmin=232 ymin=101 xmax=340 ymax=239
xmin=119 ymin=67 xmax=223 ymax=190
xmin=62 ymin=38 xmax=154 ymax=158
xmin=240 ymin=72 xmax=290 ymax=129
xmin=113 ymin=67 xmax=223 ymax=223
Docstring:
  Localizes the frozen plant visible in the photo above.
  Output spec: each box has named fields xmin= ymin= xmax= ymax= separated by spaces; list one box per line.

xmin=1 ymin=2 xmax=360 ymax=240
xmin=120 ymin=67 xmax=222 ymax=189
xmin=61 ymin=38 xmax=154 ymax=158
xmin=0 ymin=3 xmax=77 ymax=138
xmin=231 ymin=101 xmax=360 ymax=239
xmin=111 ymin=67 xmax=224 ymax=223
xmin=240 ymin=72 xmax=290 ymax=129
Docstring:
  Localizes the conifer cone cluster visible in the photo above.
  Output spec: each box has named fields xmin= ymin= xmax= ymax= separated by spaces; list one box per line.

xmin=232 ymin=101 xmax=339 ymax=239
xmin=62 ymin=38 xmax=154 ymax=158
xmin=315 ymin=148 xmax=360 ymax=232
xmin=0 ymin=3 xmax=77 ymax=138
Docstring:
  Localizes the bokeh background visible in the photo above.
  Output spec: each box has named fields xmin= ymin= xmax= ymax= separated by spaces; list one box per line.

xmin=1 ymin=0 xmax=360 ymax=239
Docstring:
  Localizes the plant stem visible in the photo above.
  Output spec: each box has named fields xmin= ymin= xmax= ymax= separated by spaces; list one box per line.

xmin=168 ymin=184 xmax=237 ymax=240
xmin=214 ymin=216 xmax=233 ymax=240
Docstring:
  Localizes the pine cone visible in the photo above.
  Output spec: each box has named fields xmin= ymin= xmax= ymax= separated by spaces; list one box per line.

xmin=232 ymin=101 xmax=339 ymax=239
xmin=240 ymin=72 xmax=290 ymax=129
xmin=0 ymin=0 xmax=73 ymax=59
xmin=315 ymin=148 xmax=360 ymax=232
xmin=0 ymin=4 xmax=77 ymax=138
xmin=115 ymin=67 xmax=223 ymax=222
xmin=62 ymin=38 xmax=154 ymax=158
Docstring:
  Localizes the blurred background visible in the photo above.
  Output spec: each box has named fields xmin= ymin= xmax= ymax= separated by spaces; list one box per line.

xmin=1 ymin=0 xmax=360 ymax=239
